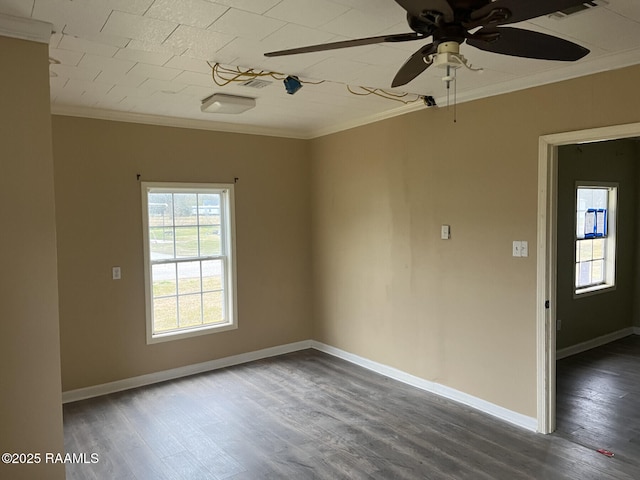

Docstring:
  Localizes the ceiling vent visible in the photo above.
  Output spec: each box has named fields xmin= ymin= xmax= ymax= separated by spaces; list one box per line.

xmin=240 ymin=79 xmax=272 ymax=89
xmin=550 ymin=0 xmax=607 ymax=19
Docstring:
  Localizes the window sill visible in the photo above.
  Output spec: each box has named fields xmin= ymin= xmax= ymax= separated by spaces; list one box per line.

xmin=574 ymin=284 xmax=616 ymax=299
xmin=147 ymin=322 xmax=237 ymax=344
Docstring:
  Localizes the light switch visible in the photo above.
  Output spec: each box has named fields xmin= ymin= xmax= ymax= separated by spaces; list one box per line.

xmin=441 ymin=225 xmax=451 ymax=240
xmin=521 ymin=241 xmax=528 ymax=258
xmin=112 ymin=266 xmax=121 ymax=280
xmin=512 ymin=241 xmax=521 ymax=257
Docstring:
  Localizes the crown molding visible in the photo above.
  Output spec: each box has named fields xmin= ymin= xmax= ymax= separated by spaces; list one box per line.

xmin=51 ymin=48 xmax=640 ymax=140
xmin=308 ymin=100 xmax=426 ymax=139
xmin=0 ymin=13 xmax=52 ymax=44
xmin=431 ymin=47 xmax=640 ymax=111
xmin=51 ymin=104 xmax=311 ymax=140
xmin=308 ymin=48 xmax=640 ymax=138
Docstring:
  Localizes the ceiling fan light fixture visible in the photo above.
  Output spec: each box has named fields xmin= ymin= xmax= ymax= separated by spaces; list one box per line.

xmin=200 ymin=93 xmax=256 ymax=114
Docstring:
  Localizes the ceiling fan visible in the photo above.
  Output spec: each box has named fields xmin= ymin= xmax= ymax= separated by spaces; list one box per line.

xmin=264 ymin=0 xmax=590 ymax=88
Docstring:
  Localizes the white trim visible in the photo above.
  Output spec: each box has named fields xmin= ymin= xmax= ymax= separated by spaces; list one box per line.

xmin=64 ymin=338 xmax=537 ymax=432
xmin=434 ymin=49 xmax=640 ymax=119
xmin=536 ymin=136 xmax=556 ymax=434
xmin=537 ymin=121 xmax=640 ymax=435
xmin=51 ymin=106 xmax=311 ymax=140
xmin=0 ymin=14 xmax=52 ymax=44
xmin=313 ymin=50 xmax=640 ymax=139
xmin=51 ymin=102 xmax=427 ymax=141
xmin=573 ymin=182 xmax=618 ymax=297
xmin=141 ymin=182 xmax=238 ymax=344
xmin=556 ymin=328 xmax=635 ymax=360
xmin=311 ymin=341 xmax=538 ymax=433
xmin=52 ymin=49 xmax=640 ymax=140
xmin=61 ymin=341 xmax=312 ymax=403
xmin=309 ymin=101 xmax=425 ymax=139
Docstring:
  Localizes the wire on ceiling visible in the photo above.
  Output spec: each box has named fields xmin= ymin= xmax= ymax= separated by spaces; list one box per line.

xmin=346 ymin=85 xmax=424 ymax=105
xmin=208 ymin=62 xmax=425 ymax=105
xmin=208 ymin=62 xmax=324 ymax=87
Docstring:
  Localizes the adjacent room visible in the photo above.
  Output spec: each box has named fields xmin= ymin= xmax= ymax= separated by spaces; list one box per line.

xmin=2 ymin=1 xmax=640 ymax=479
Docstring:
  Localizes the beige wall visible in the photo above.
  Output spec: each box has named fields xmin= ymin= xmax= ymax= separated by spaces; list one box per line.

xmin=52 ymin=116 xmax=312 ymax=391
xmin=556 ymin=140 xmax=638 ymax=349
xmin=0 ymin=37 xmax=65 ymax=479
xmin=310 ymin=64 xmax=640 ymax=418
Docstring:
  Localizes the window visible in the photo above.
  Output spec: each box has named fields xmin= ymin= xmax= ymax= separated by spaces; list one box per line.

xmin=142 ymin=182 xmax=237 ymax=343
xmin=574 ymin=183 xmax=617 ymax=296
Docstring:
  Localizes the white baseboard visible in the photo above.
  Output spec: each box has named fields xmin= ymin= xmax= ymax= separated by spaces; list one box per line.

xmin=310 ymin=341 xmax=538 ymax=433
xmin=63 ymin=338 xmax=538 ymax=433
xmin=556 ymin=327 xmax=635 ymax=360
xmin=62 ymin=340 xmax=312 ymax=403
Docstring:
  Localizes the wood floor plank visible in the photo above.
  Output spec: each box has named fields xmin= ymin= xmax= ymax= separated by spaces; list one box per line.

xmin=556 ymin=334 xmax=640 ymax=472
xmin=64 ymin=348 xmax=640 ymax=479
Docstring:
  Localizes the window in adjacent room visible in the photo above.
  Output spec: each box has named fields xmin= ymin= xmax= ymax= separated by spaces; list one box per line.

xmin=142 ymin=182 xmax=237 ymax=343
xmin=574 ymin=183 xmax=617 ymax=296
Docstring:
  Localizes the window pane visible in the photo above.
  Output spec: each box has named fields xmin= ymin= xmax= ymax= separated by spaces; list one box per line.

xmin=174 ymin=193 xmax=198 ymax=226
xmin=577 ymin=262 xmax=592 ymax=288
xmin=154 ymin=297 xmax=177 ymax=333
xmin=178 ymin=294 xmax=201 ymax=328
xmin=203 ymin=291 xmax=224 ymax=324
xmin=591 ymin=259 xmax=604 ymax=284
xmin=149 ymin=227 xmax=174 ymax=259
xmin=175 ymin=226 xmax=198 ymax=258
xmin=197 ymin=193 xmax=220 ymax=225
xmin=177 ymin=261 xmax=201 ymax=295
xmin=577 ymin=240 xmax=593 ymax=262
xmin=148 ymin=193 xmax=173 ymax=226
xmin=576 ymin=210 xmax=586 ymax=239
xmin=200 ymin=226 xmax=221 ymax=256
xmin=202 ymin=260 xmax=223 ymax=292
xmin=577 ymin=188 xmax=593 ymax=212
xmin=153 ymin=263 xmax=176 ymax=297
xmin=592 ymin=238 xmax=605 ymax=260
xmin=592 ymin=189 xmax=608 ymax=209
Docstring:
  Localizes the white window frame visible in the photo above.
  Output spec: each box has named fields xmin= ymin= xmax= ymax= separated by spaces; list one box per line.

xmin=573 ymin=182 xmax=617 ymax=298
xmin=141 ymin=182 xmax=238 ymax=344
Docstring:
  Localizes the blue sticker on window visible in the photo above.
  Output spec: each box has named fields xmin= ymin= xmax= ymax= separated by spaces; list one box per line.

xmin=584 ymin=208 xmax=607 ymax=238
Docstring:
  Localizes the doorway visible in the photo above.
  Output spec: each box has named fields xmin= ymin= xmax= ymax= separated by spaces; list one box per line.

xmin=536 ymin=121 xmax=640 ymax=434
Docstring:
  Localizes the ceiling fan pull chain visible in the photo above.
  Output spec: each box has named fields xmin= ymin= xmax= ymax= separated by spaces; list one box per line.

xmin=454 ymin=67 xmax=457 ymax=124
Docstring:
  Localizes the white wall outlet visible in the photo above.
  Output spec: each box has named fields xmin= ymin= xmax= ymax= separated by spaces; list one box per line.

xmin=112 ymin=266 xmax=121 ymax=280
xmin=512 ymin=241 xmax=521 ymax=257
xmin=521 ymin=241 xmax=528 ymax=258
xmin=441 ymin=225 xmax=451 ymax=240
xmin=557 ymin=318 xmax=562 ymax=331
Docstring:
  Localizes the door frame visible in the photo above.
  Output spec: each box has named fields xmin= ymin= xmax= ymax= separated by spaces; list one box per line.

xmin=536 ymin=121 xmax=640 ymax=434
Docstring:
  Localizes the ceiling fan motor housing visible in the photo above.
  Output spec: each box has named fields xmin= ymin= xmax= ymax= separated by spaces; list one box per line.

xmin=432 ymin=42 xmax=464 ymax=69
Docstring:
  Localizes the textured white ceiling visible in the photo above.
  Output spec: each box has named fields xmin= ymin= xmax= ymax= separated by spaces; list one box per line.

xmin=2 ymin=0 xmax=640 ymax=138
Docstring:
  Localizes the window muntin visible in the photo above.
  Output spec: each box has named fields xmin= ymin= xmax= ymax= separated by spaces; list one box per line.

xmin=574 ymin=184 xmax=617 ymax=295
xmin=142 ymin=183 xmax=237 ymax=343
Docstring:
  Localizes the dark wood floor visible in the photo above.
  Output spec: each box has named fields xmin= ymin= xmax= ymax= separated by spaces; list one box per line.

xmin=556 ymin=334 xmax=640 ymax=470
xmin=64 ymin=348 xmax=639 ymax=479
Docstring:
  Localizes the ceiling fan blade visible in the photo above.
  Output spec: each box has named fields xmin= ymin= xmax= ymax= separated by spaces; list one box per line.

xmin=470 ymin=0 xmax=588 ymax=26
xmin=391 ymin=42 xmax=438 ymax=87
xmin=395 ymin=0 xmax=454 ymax=22
xmin=467 ymin=27 xmax=589 ymax=61
xmin=264 ymin=32 xmax=423 ymax=57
